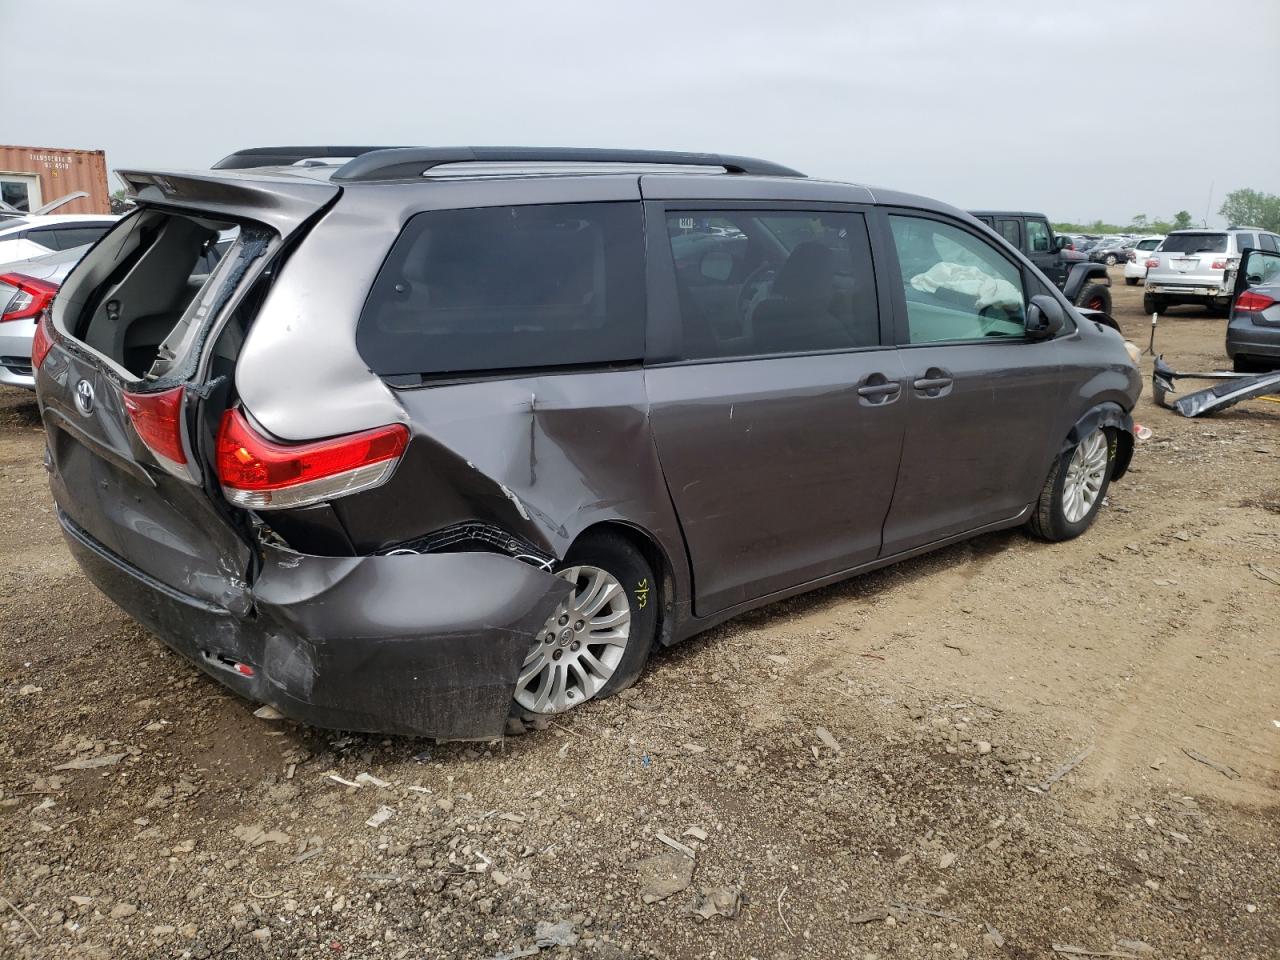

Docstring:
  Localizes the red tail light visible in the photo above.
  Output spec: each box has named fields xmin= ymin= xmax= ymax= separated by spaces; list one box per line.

xmin=0 ymin=272 xmax=59 ymax=323
xmin=122 ymin=386 xmax=189 ymax=475
xmin=1145 ymin=258 xmax=1160 ymax=269
xmin=1236 ymin=290 xmax=1276 ymax=312
xmin=31 ymin=316 xmax=57 ymax=370
xmin=1210 ymin=258 xmax=1236 ymax=271
xmin=216 ymin=408 xmax=409 ymax=510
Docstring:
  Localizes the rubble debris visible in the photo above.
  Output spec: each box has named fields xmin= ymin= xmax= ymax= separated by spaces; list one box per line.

xmin=850 ymin=907 xmax=891 ymax=924
xmin=54 ymin=753 xmax=126 ymax=770
xmin=355 ymin=772 xmax=390 ymax=788
xmin=1250 ymin=564 xmax=1280 ymax=587
xmin=366 ymin=805 xmax=395 ymax=828
xmin=1182 ymin=748 xmax=1241 ymax=780
xmin=685 ymin=886 xmax=741 ymax=920
xmin=815 ymin=726 xmax=841 ymax=753
xmin=1051 ymin=945 xmax=1140 ymax=958
xmin=252 ymin=705 xmax=284 ymax=720
xmin=636 ymin=850 xmax=695 ymax=904
xmin=534 ymin=920 xmax=578 ymax=948
xmin=1039 ymin=745 xmax=1094 ymax=791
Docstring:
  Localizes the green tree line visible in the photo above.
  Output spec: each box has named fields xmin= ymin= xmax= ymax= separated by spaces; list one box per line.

xmin=1053 ymin=188 xmax=1280 ymax=235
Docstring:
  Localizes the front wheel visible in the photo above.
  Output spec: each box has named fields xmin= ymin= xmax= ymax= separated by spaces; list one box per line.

xmin=1105 ymin=254 xmax=1118 ymax=266
xmin=1143 ymin=292 xmax=1167 ymax=315
xmin=513 ymin=533 xmax=655 ymax=716
xmin=1075 ymin=283 xmax=1111 ymax=314
xmin=1027 ymin=427 xmax=1115 ymax=542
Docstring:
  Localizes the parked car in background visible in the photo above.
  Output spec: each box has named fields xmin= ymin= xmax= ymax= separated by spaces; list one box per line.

xmin=0 ymin=244 xmax=89 ymax=389
xmin=1123 ymin=235 xmax=1165 ymax=285
xmin=1144 ymin=227 xmax=1280 ymax=314
xmin=0 ymin=214 xmax=118 ymax=264
xmin=1089 ymin=238 xmax=1129 ymax=266
xmin=1227 ymin=246 xmax=1280 ymax=371
xmin=34 ymin=145 xmax=1140 ymax=740
xmin=970 ymin=211 xmax=1113 ymax=312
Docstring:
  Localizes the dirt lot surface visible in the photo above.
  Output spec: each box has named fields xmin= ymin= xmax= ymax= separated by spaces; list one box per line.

xmin=1 ymin=273 xmax=1277 ymax=960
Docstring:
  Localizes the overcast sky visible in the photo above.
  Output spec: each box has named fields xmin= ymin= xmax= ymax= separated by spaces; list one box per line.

xmin=5 ymin=0 xmax=1278 ymax=225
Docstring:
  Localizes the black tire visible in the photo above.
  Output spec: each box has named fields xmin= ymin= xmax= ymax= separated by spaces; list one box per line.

xmin=1125 ymin=277 xmax=1139 ymax=286
xmin=1143 ymin=292 xmax=1167 ymax=315
xmin=1105 ymin=254 xmax=1118 ymax=266
xmin=1075 ymin=282 xmax=1111 ymax=314
xmin=1232 ymin=355 xmax=1254 ymax=373
xmin=1027 ymin=428 xmax=1116 ymax=543
xmin=513 ymin=532 xmax=657 ymax=719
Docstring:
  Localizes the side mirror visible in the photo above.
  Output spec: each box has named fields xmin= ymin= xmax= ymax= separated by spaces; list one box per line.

xmin=1055 ymin=235 xmax=1071 ymax=251
xmin=1025 ymin=294 xmax=1065 ymax=340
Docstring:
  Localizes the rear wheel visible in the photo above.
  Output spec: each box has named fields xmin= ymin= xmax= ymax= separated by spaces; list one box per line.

xmin=1143 ymin=292 xmax=1168 ymax=315
xmin=1075 ymin=283 xmax=1111 ymax=314
xmin=1125 ymin=277 xmax=1139 ymax=286
xmin=513 ymin=532 xmax=655 ymax=716
xmin=1232 ymin=355 xmax=1254 ymax=373
xmin=1027 ymin=427 xmax=1115 ymax=543
xmin=1105 ymin=254 xmax=1118 ymax=266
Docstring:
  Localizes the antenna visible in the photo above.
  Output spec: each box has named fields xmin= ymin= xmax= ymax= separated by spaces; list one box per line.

xmin=1201 ymin=180 xmax=1214 ymax=228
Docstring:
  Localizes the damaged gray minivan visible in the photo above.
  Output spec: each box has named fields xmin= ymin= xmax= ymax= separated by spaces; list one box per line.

xmin=34 ymin=146 xmax=1140 ymax=740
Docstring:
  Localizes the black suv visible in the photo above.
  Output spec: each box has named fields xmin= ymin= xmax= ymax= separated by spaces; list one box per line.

xmin=971 ymin=211 xmax=1112 ymax=315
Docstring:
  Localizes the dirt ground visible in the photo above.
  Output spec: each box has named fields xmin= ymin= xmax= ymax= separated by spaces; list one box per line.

xmin=1 ymin=271 xmax=1277 ymax=960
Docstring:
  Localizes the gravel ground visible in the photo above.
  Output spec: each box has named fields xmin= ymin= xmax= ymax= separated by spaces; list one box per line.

xmin=1 ymin=271 xmax=1277 ymax=960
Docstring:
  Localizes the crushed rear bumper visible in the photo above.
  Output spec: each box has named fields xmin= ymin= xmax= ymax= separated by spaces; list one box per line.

xmin=60 ymin=512 xmax=569 ymax=740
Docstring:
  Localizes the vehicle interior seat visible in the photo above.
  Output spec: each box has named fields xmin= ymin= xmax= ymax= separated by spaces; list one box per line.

xmin=750 ymin=242 xmax=850 ymax=353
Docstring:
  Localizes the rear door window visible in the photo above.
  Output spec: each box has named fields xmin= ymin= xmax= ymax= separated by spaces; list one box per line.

xmin=358 ymin=202 xmax=645 ymax=377
xmin=1136 ymin=238 xmax=1161 ymax=251
xmin=51 ymin=226 xmax=111 ymax=250
xmin=1025 ymin=219 xmax=1051 ymax=252
xmin=996 ymin=219 xmax=1021 ymax=248
xmin=1161 ymin=233 xmax=1227 ymax=254
xmin=1260 ymin=234 xmax=1279 ymax=253
xmin=888 ymin=214 xmax=1026 ymax=343
xmin=663 ymin=209 xmax=879 ymax=359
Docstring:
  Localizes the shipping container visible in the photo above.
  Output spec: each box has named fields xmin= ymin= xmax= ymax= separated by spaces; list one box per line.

xmin=0 ymin=145 xmax=111 ymax=215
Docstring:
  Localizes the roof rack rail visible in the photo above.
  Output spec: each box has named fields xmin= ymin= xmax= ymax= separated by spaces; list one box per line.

xmin=212 ymin=146 xmax=408 ymax=171
xmin=328 ymin=146 xmax=805 ymax=181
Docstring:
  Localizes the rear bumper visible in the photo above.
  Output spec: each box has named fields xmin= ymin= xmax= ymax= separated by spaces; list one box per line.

xmin=0 ymin=317 xmax=36 ymax=389
xmin=1145 ymin=277 xmax=1228 ymax=300
xmin=1122 ymin=262 xmax=1147 ymax=279
xmin=1226 ymin=320 xmax=1280 ymax=359
xmin=60 ymin=511 xmax=570 ymax=740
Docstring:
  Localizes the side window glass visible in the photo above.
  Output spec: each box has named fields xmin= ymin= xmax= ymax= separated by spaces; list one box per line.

xmin=27 ymin=229 xmax=61 ymax=251
xmin=1261 ymin=234 xmax=1279 ymax=253
xmin=665 ymin=210 xmax=879 ymax=359
xmin=357 ymin=202 xmax=646 ymax=377
xmin=889 ymin=215 xmax=1027 ymax=344
xmin=996 ymin=219 xmax=1020 ymax=248
xmin=1235 ymin=232 xmax=1256 ymax=252
xmin=1025 ymin=220 xmax=1051 ymax=253
xmin=1243 ymin=250 xmax=1280 ymax=285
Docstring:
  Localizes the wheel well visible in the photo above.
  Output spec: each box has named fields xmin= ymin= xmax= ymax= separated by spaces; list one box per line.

xmin=570 ymin=521 xmax=677 ymax=648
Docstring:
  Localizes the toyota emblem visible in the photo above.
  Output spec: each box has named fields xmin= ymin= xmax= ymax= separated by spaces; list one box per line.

xmin=74 ymin=379 xmax=95 ymax=416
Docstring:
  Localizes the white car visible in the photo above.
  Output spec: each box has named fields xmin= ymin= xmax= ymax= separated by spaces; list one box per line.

xmin=0 ymin=213 xmax=119 ymax=264
xmin=1123 ymin=235 xmax=1166 ymax=286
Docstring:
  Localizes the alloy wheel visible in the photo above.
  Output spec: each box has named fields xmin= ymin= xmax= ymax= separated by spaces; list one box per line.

xmin=1062 ymin=429 xmax=1108 ymax=523
xmin=514 ymin=565 xmax=631 ymax=714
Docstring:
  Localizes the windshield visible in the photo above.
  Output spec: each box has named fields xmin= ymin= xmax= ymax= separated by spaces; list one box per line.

xmin=1160 ymin=233 xmax=1227 ymax=254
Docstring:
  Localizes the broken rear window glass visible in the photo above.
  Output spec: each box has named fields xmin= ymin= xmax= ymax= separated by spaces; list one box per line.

xmin=357 ymin=202 xmax=646 ymax=377
xmin=1160 ymin=233 xmax=1227 ymax=254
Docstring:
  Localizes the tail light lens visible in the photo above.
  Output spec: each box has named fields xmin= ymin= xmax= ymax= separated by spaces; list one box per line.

xmin=31 ymin=315 xmax=57 ymax=370
xmin=1 ymin=272 xmax=59 ymax=323
xmin=1145 ymin=258 xmax=1160 ymax=269
xmin=1236 ymin=290 xmax=1276 ymax=313
xmin=216 ymin=408 xmax=409 ymax=510
xmin=1210 ymin=258 xmax=1237 ymax=271
xmin=122 ymin=386 xmax=190 ymax=477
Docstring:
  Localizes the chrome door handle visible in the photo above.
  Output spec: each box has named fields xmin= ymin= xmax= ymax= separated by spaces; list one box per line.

xmin=857 ymin=382 xmax=901 ymax=398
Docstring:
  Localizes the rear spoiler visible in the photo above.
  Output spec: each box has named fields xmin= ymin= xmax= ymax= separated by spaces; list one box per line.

xmin=116 ymin=169 xmax=339 ymax=235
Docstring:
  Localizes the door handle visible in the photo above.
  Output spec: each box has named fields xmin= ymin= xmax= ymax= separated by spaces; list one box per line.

xmin=912 ymin=377 xmax=953 ymax=390
xmin=857 ymin=382 xmax=901 ymax=398
xmin=911 ymin=367 xmax=954 ymax=398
